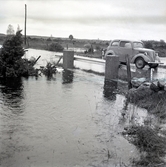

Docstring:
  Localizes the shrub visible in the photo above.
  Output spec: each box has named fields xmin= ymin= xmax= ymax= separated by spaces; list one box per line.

xmin=0 ymin=30 xmax=25 ymax=77
xmin=144 ymin=41 xmax=153 ymax=49
xmin=46 ymin=38 xmax=52 ymax=41
xmin=48 ymin=42 xmax=64 ymax=52
xmin=42 ymin=62 xmax=56 ymax=78
xmin=126 ymin=85 xmax=166 ymax=119
xmin=0 ymin=30 xmax=36 ymax=77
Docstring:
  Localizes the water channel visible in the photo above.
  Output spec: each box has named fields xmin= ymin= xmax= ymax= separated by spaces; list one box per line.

xmin=0 ymin=49 xmax=158 ymax=167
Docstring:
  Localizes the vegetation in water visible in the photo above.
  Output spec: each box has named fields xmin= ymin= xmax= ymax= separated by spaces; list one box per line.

xmin=41 ymin=62 xmax=57 ymax=78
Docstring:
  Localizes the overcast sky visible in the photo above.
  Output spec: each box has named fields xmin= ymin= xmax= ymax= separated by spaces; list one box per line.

xmin=0 ymin=0 xmax=166 ymax=41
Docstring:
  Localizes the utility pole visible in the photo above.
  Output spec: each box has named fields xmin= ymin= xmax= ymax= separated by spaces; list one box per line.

xmin=24 ymin=4 xmax=27 ymax=45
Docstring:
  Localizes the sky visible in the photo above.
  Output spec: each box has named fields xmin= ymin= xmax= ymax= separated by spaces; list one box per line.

xmin=0 ymin=0 xmax=166 ymax=41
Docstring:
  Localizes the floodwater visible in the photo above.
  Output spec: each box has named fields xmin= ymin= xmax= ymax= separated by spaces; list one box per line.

xmin=24 ymin=49 xmax=105 ymax=73
xmin=0 ymin=49 xmax=154 ymax=167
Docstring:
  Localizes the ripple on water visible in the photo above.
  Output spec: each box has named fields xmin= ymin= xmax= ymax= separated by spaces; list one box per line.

xmin=0 ymin=69 xmax=150 ymax=167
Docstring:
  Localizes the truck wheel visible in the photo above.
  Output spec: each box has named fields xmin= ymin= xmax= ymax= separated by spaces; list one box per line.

xmin=107 ymin=53 xmax=114 ymax=55
xmin=135 ymin=57 xmax=146 ymax=69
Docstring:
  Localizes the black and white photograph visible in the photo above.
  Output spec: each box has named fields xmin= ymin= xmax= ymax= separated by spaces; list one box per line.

xmin=0 ymin=0 xmax=166 ymax=166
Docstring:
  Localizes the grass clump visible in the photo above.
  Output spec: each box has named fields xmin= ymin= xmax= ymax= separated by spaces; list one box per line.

xmin=123 ymin=125 xmax=166 ymax=166
xmin=126 ymin=85 xmax=166 ymax=120
xmin=41 ymin=62 xmax=56 ymax=78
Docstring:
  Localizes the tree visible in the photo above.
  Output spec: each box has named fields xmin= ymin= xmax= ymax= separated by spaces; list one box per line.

xmin=0 ymin=30 xmax=26 ymax=77
xmin=160 ymin=39 xmax=165 ymax=43
xmin=144 ymin=41 xmax=153 ymax=49
xmin=69 ymin=34 xmax=73 ymax=41
xmin=6 ymin=24 xmax=15 ymax=35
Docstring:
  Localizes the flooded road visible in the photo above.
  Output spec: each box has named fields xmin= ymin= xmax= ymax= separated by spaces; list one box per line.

xmin=24 ymin=49 xmax=105 ymax=73
xmin=25 ymin=48 xmax=166 ymax=78
xmin=0 ymin=69 xmax=150 ymax=167
xmin=0 ymin=48 xmax=165 ymax=167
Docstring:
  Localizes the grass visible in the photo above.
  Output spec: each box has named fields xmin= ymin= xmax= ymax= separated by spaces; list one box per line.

xmin=123 ymin=125 xmax=166 ymax=166
xmin=126 ymin=85 xmax=166 ymax=120
xmin=122 ymin=69 xmax=166 ymax=166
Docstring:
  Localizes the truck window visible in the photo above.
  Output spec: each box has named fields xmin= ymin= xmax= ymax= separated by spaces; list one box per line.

xmin=133 ymin=42 xmax=143 ymax=48
xmin=111 ymin=41 xmax=119 ymax=46
xmin=120 ymin=41 xmax=131 ymax=48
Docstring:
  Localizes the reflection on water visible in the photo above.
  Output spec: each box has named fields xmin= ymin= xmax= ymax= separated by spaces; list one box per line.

xmin=0 ymin=48 xmax=165 ymax=166
xmin=0 ymin=69 xmax=154 ymax=167
xmin=0 ymin=73 xmax=157 ymax=166
xmin=0 ymin=78 xmax=24 ymax=114
xmin=0 ymin=71 xmax=142 ymax=167
xmin=103 ymin=80 xmax=118 ymax=100
xmin=0 ymin=78 xmax=28 ymax=167
xmin=62 ymin=70 xmax=74 ymax=84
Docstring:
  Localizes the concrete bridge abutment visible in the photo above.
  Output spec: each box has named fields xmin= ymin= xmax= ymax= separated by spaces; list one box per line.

xmin=105 ymin=55 xmax=119 ymax=81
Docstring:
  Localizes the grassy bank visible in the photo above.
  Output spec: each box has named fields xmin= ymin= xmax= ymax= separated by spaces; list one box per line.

xmin=123 ymin=125 xmax=166 ymax=166
xmin=126 ymin=84 xmax=166 ymax=120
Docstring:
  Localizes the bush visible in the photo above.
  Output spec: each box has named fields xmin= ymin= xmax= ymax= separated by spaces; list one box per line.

xmin=0 ymin=31 xmax=25 ymax=77
xmin=126 ymin=85 xmax=166 ymax=119
xmin=46 ymin=38 xmax=52 ymax=41
xmin=144 ymin=41 xmax=153 ymax=49
xmin=42 ymin=62 xmax=56 ymax=78
xmin=126 ymin=85 xmax=154 ymax=103
xmin=48 ymin=42 xmax=64 ymax=52
xmin=0 ymin=30 xmax=36 ymax=77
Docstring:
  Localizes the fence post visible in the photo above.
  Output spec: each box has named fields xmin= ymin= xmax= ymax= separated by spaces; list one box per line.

xmin=105 ymin=55 xmax=119 ymax=81
xmin=63 ymin=50 xmax=74 ymax=69
xmin=125 ymin=55 xmax=132 ymax=89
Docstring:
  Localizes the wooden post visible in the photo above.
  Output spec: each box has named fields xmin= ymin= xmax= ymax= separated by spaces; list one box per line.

xmin=55 ymin=56 xmax=63 ymax=66
xmin=32 ymin=56 xmax=41 ymax=66
xmin=24 ymin=4 xmax=27 ymax=45
xmin=126 ymin=55 xmax=132 ymax=89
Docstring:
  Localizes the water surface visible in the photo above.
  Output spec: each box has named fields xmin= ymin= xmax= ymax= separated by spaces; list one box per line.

xmin=0 ymin=48 xmax=155 ymax=167
xmin=0 ymin=69 xmax=149 ymax=167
